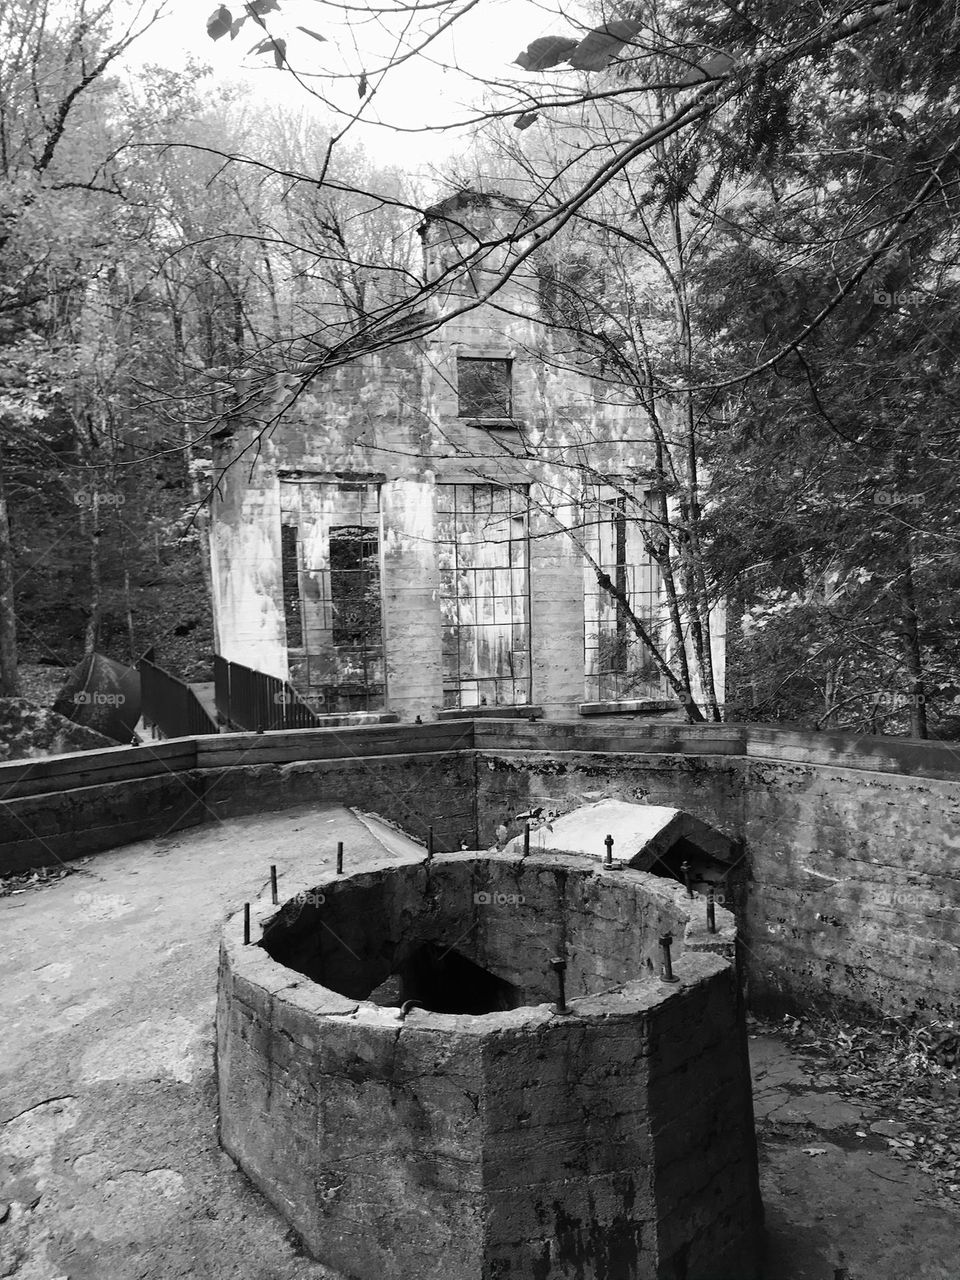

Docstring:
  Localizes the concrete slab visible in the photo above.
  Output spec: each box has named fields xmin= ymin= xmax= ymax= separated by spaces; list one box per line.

xmin=1 ymin=808 xmax=957 ymax=1280
xmin=504 ymin=799 xmax=736 ymax=875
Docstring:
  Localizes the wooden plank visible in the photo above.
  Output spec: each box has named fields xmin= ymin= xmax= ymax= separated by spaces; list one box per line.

xmin=473 ymin=720 xmax=745 ymax=755
xmin=195 ymin=723 xmax=473 ymax=767
xmin=0 ymin=741 xmax=198 ymax=799
xmin=195 ymin=735 xmax=472 ymax=768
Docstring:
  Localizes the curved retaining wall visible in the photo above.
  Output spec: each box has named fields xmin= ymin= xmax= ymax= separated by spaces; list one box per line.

xmin=218 ymin=852 xmax=760 ymax=1280
xmin=1 ymin=721 xmax=957 ymax=1023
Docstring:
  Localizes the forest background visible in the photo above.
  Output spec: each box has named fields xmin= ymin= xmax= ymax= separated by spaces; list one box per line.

xmin=2 ymin=0 xmax=958 ymax=739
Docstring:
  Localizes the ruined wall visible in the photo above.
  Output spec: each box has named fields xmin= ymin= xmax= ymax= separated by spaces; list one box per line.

xmin=473 ymin=723 xmax=960 ymax=1023
xmin=2 ymin=721 xmax=956 ymax=1024
xmin=218 ymin=852 xmax=761 ymax=1279
xmin=210 ymin=193 xmax=672 ymax=720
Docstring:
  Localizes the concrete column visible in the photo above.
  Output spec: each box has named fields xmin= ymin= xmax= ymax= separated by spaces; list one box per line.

xmin=210 ymin=446 xmax=288 ymax=680
xmin=380 ymin=478 xmax=443 ymax=720
xmin=528 ymin=483 xmax=584 ymax=717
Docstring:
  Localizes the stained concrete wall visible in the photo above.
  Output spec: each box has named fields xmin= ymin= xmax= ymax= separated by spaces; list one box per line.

xmin=210 ymin=193 xmax=686 ymax=719
xmin=2 ymin=721 xmax=956 ymax=1026
xmin=218 ymin=852 xmax=760 ymax=1279
xmin=473 ymin=723 xmax=960 ymax=1023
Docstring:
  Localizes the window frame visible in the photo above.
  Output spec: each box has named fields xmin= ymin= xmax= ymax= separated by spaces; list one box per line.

xmin=456 ymin=355 xmax=513 ymax=421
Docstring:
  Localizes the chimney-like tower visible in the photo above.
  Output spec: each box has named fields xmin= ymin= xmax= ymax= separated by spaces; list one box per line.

xmin=418 ymin=189 xmax=538 ymax=313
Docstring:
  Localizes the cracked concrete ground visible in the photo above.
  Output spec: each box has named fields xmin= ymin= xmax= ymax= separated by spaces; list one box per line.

xmin=1 ymin=803 xmax=958 ymax=1279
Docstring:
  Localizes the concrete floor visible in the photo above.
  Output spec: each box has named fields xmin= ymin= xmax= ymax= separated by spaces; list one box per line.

xmin=1 ymin=804 xmax=957 ymax=1280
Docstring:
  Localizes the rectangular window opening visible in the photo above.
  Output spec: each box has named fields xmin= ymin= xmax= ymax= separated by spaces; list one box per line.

xmin=583 ymin=485 xmax=665 ymax=704
xmin=437 ymin=483 xmax=531 ymax=709
xmin=280 ymin=523 xmax=303 ymax=649
xmin=279 ymin=482 xmax=385 ymax=713
xmin=457 ymin=357 xmax=512 ymax=419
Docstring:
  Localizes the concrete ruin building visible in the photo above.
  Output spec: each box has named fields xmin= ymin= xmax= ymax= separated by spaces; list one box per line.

xmin=210 ymin=190 xmax=725 ymax=721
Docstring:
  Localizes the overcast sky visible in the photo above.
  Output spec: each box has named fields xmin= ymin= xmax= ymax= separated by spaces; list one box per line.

xmin=120 ymin=0 xmax=557 ymax=172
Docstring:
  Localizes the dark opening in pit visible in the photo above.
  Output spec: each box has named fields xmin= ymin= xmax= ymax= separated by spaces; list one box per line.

xmin=369 ymin=943 xmax=521 ymax=1015
xmin=649 ymin=837 xmax=727 ymax=895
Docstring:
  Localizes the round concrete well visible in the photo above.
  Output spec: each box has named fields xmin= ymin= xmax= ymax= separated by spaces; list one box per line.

xmin=217 ymin=852 xmax=762 ymax=1280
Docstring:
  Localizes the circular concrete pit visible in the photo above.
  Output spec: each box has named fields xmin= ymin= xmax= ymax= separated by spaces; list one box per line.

xmin=217 ymin=851 xmax=763 ymax=1280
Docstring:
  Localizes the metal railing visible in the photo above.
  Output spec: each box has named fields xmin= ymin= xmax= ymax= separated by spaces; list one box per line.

xmin=139 ymin=659 xmax=218 ymax=739
xmin=213 ymin=655 xmax=323 ymax=731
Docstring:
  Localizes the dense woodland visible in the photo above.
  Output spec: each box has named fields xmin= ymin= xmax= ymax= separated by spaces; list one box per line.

xmin=1 ymin=0 xmax=958 ymax=737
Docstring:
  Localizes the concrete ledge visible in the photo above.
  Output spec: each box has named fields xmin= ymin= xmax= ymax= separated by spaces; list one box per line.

xmin=578 ymin=699 xmax=678 ymax=716
xmin=437 ymin=705 xmax=542 ymax=721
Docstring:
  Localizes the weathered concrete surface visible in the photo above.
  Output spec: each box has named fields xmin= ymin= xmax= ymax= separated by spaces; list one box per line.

xmin=1 ymin=804 xmax=958 ymax=1279
xmin=475 ymin=747 xmax=960 ymax=1023
xmin=750 ymin=1032 xmax=960 ymax=1279
xmin=503 ymin=798 xmax=737 ymax=873
xmin=0 ymin=805 xmax=419 ymax=1280
xmin=220 ymin=852 xmax=757 ymax=1279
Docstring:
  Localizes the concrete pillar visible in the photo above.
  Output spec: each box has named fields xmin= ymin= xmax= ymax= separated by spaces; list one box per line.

xmin=380 ymin=478 xmax=443 ymax=720
xmin=210 ymin=451 xmax=288 ymax=680
xmin=528 ymin=484 xmax=584 ymax=717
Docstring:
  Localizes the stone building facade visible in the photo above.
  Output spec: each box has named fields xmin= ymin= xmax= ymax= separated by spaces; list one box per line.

xmin=210 ymin=191 xmax=724 ymax=721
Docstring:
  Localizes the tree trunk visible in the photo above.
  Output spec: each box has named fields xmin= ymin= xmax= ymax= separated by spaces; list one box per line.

xmin=83 ymin=491 xmax=102 ymax=656
xmin=0 ymin=443 xmax=19 ymax=695
xmin=896 ymin=545 xmax=927 ymax=738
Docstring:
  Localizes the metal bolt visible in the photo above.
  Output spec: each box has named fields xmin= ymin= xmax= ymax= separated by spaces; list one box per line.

xmin=681 ymin=860 xmax=693 ymax=897
xmin=604 ymin=834 xmax=614 ymax=866
xmin=659 ymin=933 xmax=679 ymax=983
xmin=707 ymin=889 xmax=717 ymax=934
xmin=243 ymin=903 xmax=251 ymax=945
xmin=523 ymin=821 xmax=530 ymax=857
xmin=270 ymin=865 xmax=278 ymax=905
xmin=336 ymin=842 xmax=343 ymax=875
xmin=549 ymin=956 xmax=568 ymax=1013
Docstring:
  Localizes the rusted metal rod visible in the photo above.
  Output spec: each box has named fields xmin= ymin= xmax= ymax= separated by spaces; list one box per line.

xmin=243 ymin=903 xmax=251 ymax=945
xmin=336 ymin=842 xmax=343 ymax=875
xmin=707 ymin=889 xmax=717 ymax=934
xmin=523 ymin=821 xmax=530 ymax=857
xmin=549 ymin=956 xmax=568 ymax=1013
xmin=604 ymin=834 xmax=614 ymax=867
xmin=270 ymin=865 xmax=278 ymax=905
xmin=427 ymin=826 xmax=434 ymax=861
xmin=681 ymin=860 xmax=693 ymax=897
xmin=659 ymin=933 xmax=679 ymax=983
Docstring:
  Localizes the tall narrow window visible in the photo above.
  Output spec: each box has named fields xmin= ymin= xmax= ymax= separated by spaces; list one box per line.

xmin=583 ymin=485 xmax=664 ymax=702
xmin=457 ymin=357 xmax=512 ymax=418
xmin=280 ymin=523 xmax=303 ymax=648
xmin=279 ymin=482 xmax=385 ymax=712
xmin=436 ymin=484 xmax=531 ymax=708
